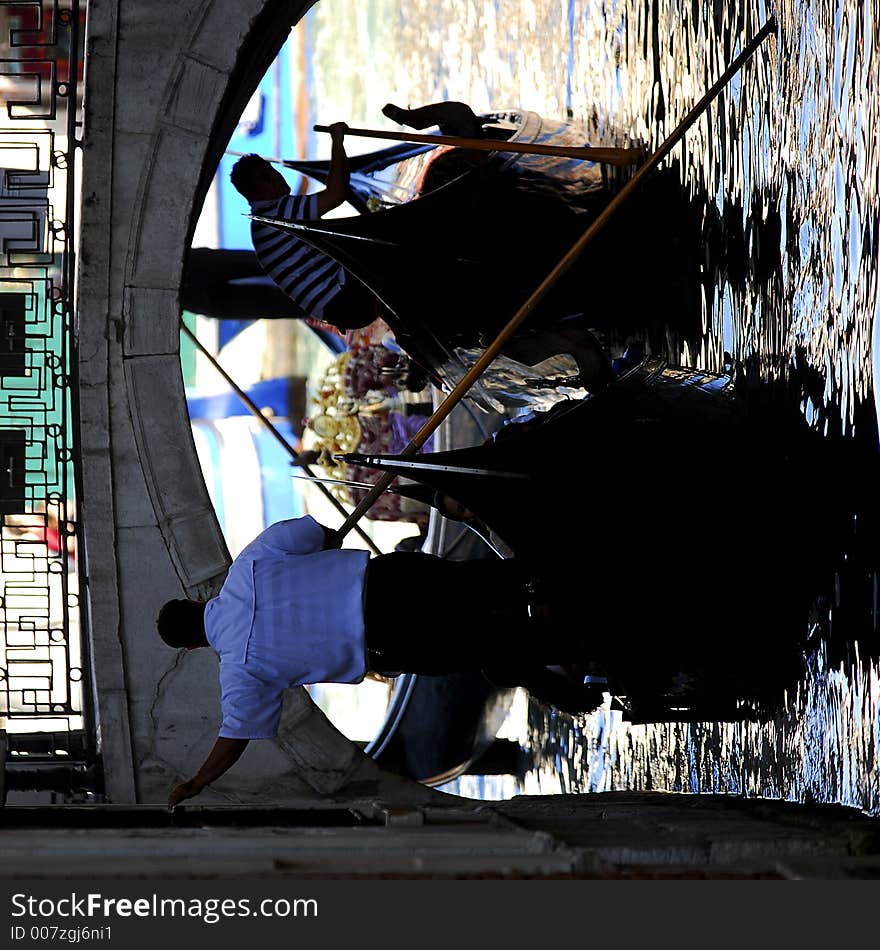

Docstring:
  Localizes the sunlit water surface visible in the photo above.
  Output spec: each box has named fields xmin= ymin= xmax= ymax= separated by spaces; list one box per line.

xmin=307 ymin=0 xmax=880 ymax=815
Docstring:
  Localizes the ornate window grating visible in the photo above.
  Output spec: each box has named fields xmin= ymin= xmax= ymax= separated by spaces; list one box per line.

xmin=0 ymin=1 xmax=89 ymax=780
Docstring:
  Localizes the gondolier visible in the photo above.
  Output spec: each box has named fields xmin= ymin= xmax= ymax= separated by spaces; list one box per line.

xmin=156 ymin=515 xmax=572 ymax=807
xmin=229 ymin=104 xmax=492 ymax=334
xmin=230 ymin=121 xmax=378 ymax=331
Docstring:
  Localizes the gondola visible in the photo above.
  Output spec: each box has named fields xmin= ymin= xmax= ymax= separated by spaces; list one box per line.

xmin=340 ymin=357 xmax=873 ymax=722
xmin=260 ymin=110 xmax=706 ymax=390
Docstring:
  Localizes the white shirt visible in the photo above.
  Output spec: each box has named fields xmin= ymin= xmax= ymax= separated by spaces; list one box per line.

xmin=204 ymin=516 xmax=370 ymax=739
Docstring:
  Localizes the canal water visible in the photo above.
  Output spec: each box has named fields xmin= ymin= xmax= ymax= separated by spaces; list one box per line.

xmin=301 ymin=0 xmax=880 ymax=815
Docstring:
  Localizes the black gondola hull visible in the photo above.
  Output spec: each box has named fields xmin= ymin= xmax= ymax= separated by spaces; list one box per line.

xmin=343 ymin=361 xmax=871 ymax=718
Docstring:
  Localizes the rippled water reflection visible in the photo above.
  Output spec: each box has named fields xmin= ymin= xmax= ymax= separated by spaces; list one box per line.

xmin=309 ymin=0 xmax=880 ymax=814
xmin=522 ymin=643 xmax=879 ymax=813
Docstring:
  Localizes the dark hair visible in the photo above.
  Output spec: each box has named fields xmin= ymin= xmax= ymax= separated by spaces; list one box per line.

xmin=156 ymin=599 xmax=206 ymax=649
xmin=230 ymin=153 xmax=270 ymax=201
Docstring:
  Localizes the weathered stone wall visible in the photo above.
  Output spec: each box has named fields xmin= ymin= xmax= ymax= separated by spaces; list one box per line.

xmin=76 ymin=0 xmax=436 ymax=807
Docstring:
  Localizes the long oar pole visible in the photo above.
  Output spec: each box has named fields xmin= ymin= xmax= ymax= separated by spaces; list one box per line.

xmin=332 ymin=17 xmax=777 ymax=545
xmin=180 ymin=322 xmax=383 ymax=555
xmin=314 ymin=124 xmax=643 ymax=166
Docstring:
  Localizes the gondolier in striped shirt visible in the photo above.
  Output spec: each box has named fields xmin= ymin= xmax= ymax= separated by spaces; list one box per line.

xmin=230 ymin=122 xmax=377 ymax=331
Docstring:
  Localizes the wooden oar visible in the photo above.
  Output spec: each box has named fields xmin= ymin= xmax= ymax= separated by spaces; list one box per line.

xmin=327 ymin=17 xmax=778 ymax=546
xmin=314 ymin=124 xmax=644 ymax=166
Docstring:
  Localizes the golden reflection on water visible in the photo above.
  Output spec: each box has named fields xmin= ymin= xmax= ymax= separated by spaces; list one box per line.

xmin=307 ymin=0 xmax=880 ymax=813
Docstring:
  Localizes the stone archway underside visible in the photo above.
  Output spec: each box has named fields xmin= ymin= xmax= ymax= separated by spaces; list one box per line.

xmin=77 ymin=0 xmax=441 ymax=807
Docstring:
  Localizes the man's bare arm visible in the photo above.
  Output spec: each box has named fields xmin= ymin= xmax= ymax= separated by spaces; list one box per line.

xmin=167 ymin=736 xmax=249 ymax=808
xmin=315 ymin=122 xmax=350 ymax=216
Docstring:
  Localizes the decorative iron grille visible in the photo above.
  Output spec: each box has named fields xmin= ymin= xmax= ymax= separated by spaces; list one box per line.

xmin=0 ymin=1 xmax=89 ymax=786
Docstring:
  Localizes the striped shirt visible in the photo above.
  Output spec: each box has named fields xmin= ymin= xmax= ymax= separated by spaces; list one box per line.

xmin=250 ymin=194 xmax=345 ymax=320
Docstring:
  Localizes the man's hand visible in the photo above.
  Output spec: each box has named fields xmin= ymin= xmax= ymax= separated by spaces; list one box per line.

xmin=321 ymin=525 xmax=344 ymax=549
xmin=327 ymin=121 xmax=349 ymax=142
xmin=167 ymin=736 xmax=249 ymax=809
xmin=168 ymin=778 xmax=203 ymax=809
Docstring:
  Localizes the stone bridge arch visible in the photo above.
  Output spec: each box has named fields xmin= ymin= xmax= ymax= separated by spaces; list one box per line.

xmin=77 ymin=0 xmax=437 ymax=805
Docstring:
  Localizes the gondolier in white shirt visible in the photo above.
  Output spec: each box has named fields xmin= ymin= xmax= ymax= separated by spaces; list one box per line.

xmin=230 ymin=121 xmax=378 ymax=331
xmin=156 ymin=515 xmax=576 ymax=808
